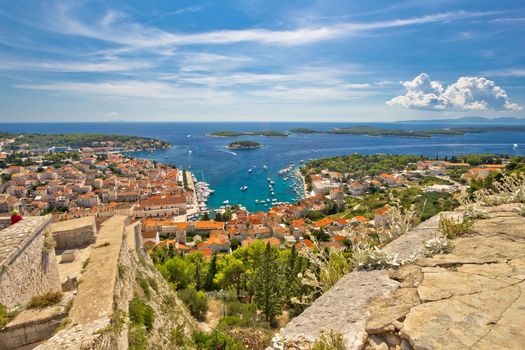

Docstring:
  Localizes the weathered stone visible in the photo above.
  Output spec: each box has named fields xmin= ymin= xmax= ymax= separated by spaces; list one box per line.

xmin=389 ymin=265 xmax=423 ymax=288
xmin=367 ymin=335 xmax=388 ymax=350
xmin=0 ymin=216 xmax=61 ymax=309
xmin=383 ymin=333 xmax=401 ymax=347
xmin=402 ymin=284 xmax=523 ymax=349
xmin=400 ymin=339 xmax=413 ymax=350
xmin=282 ymin=270 xmax=399 ymax=349
xmin=366 ymin=288 xmax=420 ymax=334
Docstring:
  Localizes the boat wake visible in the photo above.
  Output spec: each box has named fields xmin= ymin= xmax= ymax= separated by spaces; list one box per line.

xmin=225 ymin=151 xmax=238 ymax=156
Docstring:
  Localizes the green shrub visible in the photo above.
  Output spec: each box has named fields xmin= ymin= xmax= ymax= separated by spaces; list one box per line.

xmin=0 ymin=304 xmax=8 ymax=329
xmin=27 ymin=292 xmax=63 ymax=309
xmin=312 ymin=330 xmax=345 ymax=350
xmin=179 ymin=287 xmax=208 ymax=321
xmin=438 ymin=214 xmax=474 ymax=239
xmin=129 ymin=298 xmax=155 ymax=332
xmin=137 ymin=276 xmax=151 ymax=299
xmin=128 ymin=324 xmax=148 ymax=350
xmin=192 ymin=330 xmax=246 ymax=350
xmin=148 ymin=277 xmax=158 ymax=292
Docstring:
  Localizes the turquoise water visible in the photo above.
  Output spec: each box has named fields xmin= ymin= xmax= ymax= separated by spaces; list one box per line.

xmin=1 ymin=122 xmax=525 ymax=212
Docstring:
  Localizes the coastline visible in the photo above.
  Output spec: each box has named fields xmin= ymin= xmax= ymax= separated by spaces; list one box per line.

xmin=295 ymin=168 xmax=308 ymax=197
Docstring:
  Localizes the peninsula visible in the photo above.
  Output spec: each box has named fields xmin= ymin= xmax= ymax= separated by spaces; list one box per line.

xmin=0 ymin=132 xmax=170 ymax=152
xmin=225 ymin=140 xmax=263 ymax=149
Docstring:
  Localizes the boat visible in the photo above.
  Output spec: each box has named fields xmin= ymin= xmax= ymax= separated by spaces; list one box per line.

xmin=186 ymin=134 xmax=192 ymax=138
xmin=240 ymin=186 xmax=248 ymax=191
xmin=255 ymin=199 xmax=259 ymax=203
xmin=267 ymin=177 xmax=271 ymax=182
xmin=270 ymin=180 xmax=275 ymax=185
xmin=513 ymin=143 xmax=519 ymax=148
xmin=223 ymin=200 xmax=229 ymax=204
xmin=262 ymin=165 xmax=268 ymax=170
xmin=248 ymin=168 xmax=252 ymax=173
xmin=188 ymin=150 xmax=192 ymax=154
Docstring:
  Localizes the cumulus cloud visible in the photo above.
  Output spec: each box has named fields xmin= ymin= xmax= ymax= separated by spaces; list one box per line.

xmin=387 ymin=73 xmax=521 ymax=111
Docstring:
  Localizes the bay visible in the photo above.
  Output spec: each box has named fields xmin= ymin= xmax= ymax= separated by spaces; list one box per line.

xmin=1 ymin=122 xmax=524 ymax=212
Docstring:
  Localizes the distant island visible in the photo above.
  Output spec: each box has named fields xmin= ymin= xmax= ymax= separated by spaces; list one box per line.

xmin=0 ymin=132 xmax=171 ymax=152
xmin=289 ymin=125 xmax=525 ymax=138
xmin=225 ymin=140 xmax=263 ymax=149
xmin=397 ymin=116 xmax=525 ymax=125
xmin=208 ymin=130 xmax=288 ymax=137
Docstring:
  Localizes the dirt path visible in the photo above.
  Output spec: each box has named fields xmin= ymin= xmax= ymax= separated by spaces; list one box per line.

xmin=205 ymin=297 xmax=225 ymax=329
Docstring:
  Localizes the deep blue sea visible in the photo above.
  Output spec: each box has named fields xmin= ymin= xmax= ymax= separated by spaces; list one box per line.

xmin=1 ymin=122 xmax=525 ymax=212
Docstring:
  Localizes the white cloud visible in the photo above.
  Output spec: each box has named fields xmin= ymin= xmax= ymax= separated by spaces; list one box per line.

xmin=387 ymin=73 xmax=521 ymax=111
xmin=0 ymin=59 xmax=151 ymax=73
xmin=485 ymin=68 xmax=525 ymax=78
xmin=107 ymin=112 xmax=118 ymax=118
xmin=50 ymin=5 xmax=497 ymax=49
xmin=16 ymin=80 xmax=231 ymax=101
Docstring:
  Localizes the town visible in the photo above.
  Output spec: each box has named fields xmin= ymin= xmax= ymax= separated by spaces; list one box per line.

xmin=0 ymin=132 xmax=511 ymax=258
xmin=0 ymin=134 xmax=523 ymax=349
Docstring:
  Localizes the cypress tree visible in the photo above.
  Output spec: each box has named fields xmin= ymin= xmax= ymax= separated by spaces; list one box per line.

xmin=254 ymin=243 xmax=282 ymax=325
xmin=204 ymin=254 xmax=217 ymax=291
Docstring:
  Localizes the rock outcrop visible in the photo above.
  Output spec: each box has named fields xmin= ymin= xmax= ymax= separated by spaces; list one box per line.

xmin=273 ymin=204 xmax=525 ymax=350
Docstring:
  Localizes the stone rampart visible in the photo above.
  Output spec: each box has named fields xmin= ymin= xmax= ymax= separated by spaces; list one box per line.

xmin=0 ymin=216 xmax=61 ymax=309
xmin=50 ymin=216 xmax=97 ymax=250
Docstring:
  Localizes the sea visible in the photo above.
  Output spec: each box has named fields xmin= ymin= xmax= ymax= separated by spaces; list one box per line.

xmin=1 ymin=122 xmax=525 ymax=212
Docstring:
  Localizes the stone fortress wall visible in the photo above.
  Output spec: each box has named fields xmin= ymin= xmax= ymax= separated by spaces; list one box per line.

xmin=0 ymin=216 xmax=61 ymax=309
xmin=50 ymin=216 xmax=97 ymax=250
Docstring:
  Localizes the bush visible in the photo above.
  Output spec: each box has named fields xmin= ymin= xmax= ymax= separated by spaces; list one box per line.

xmin=192 ymin=330 xmax=246 ymax=350
xmin=0 ymin=304 xmax=8 ymax=329
xmin=170 ymin=325 xmax=187 ymax=347
xmin=424 ymin=236 xmax=451 ymax=256
xmin=179 ymin=287 xmax=208 ymax=321
xmin=137 ymin=276 xmax=151 ymax=299
xmin=438 ymin=214 xmax=474 ymax=239
xmin=128 ymin=324 xmax=148 ymax=350
xmin=312 ymin=330 xmax=345 ymax=350
xmin=27 ymin=292 xmax=63 ymax=309
xmin=129 ymin=298 xmax=155 ymax=332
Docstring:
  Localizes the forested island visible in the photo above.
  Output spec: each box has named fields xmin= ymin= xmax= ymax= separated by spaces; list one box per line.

xmin=208 ymin=130 xmax=288 ymax=137
xmin=0 ymin=132 xmax=171 ymax=151
xmin=225 ymin=140 xmax=263 ymax=149
xmin=288 ymin=125 xmax=525 ymax=138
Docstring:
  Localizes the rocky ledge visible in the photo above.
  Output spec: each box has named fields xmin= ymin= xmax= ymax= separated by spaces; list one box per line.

xmin=271 ymin=204 xmax=525 ymax=350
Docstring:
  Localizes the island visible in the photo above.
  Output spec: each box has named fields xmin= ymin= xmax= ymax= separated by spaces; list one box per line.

xmin=208 ymin=130 xmax=288 ymax=137
xmin=288 ymin=125 xmax=525 ymax=138
xmin=0 ymin=132 xmax=170 ymax=152
xmin=225 ymin=140 xmax=263 ymax=149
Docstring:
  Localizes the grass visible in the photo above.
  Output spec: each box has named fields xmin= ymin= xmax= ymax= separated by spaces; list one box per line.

xmin=312 ymin=330 xmax=346 ymax=350
xmin=0 ymin=303 xmax=8 ymax=329
xmin=438 ymin=214 xmax=474 ymax=239
xmin=27 ymin=291 xmax=63 ymax=309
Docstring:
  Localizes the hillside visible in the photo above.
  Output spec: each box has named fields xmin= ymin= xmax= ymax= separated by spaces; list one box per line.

xmin=270 ymin=178 xmax=525 ymax=349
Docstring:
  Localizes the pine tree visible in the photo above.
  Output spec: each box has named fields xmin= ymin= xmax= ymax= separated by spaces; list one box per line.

xmin=254 ymin=243 xmax=282 ymax=325
xmin=204 ymin=254 xmax=218 ymax=291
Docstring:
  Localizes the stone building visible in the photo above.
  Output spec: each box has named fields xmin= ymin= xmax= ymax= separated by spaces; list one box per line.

xmin=0 ymin=215 xmax=62 ymax=309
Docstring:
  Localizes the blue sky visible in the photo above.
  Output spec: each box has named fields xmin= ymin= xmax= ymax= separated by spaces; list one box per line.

xmin=0 ymin=0 xmax=524 ymax=122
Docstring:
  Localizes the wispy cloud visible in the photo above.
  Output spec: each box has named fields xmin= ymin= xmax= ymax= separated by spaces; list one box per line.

xmin=484 ymin=69 xmax=525 ymax=78
xmin=16 ymin=80 xmax=231 ymax=101
xmin=0 ymin=58 xmax=152 ymax=73
xmin=49 ymin=5 xmax=499 ymax=49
